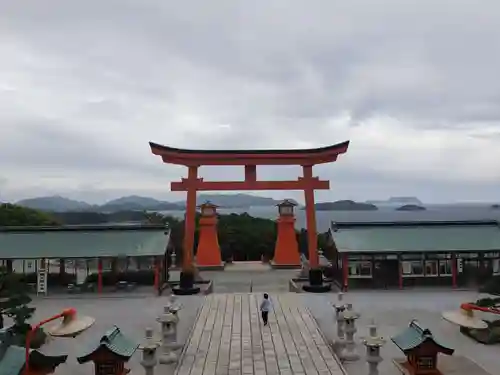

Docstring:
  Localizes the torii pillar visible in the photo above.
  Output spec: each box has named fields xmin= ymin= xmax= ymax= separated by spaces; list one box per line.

xmin=272 ymin=199 xmax=301 ymax=268
xmin=195 ymin=201 xmax=224 ymax=269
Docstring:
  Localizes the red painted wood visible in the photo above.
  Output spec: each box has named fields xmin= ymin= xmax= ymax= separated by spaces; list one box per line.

xmin=342 ymin=253 xmax=349 ymax=291
xmin=150 ymin=141 xmax=349 ymax=166
xmin=302 ymin=166 xmax=319 ymax=268
xmin=97 ymin=258 xmax=103 ymax=294
xmin=171 ymin=178 xmax=330 ymax=191
xmin=160 ymin=155 xmax=340 ymax=166
xmin=244 ymin=165 xmax=257 ymax=182
xmin=451 ymin=253 xmax=457 ymax=288
xmin=183 ymin=166 xmax=198 ymax=271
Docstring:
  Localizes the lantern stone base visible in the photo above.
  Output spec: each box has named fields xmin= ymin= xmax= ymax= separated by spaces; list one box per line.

xmin=302 ymin=268 xmax=332 ymax=293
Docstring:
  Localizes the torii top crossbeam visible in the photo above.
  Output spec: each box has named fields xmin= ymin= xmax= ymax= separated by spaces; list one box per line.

xmin=149 ymin=141 xmax=350 ymax=166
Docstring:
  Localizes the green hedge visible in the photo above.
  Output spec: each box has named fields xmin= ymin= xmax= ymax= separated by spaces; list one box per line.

xmin=85 ymin=270 xmax=155 ymax=286
xmin=8 ymin=272 xmax=76 ymax=287
xmin=480 ymin=275 xmax=500 ymax=296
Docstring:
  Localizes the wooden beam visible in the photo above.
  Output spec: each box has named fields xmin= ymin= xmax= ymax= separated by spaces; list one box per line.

xmin=171 ymin=178 xmax=330 ymax=191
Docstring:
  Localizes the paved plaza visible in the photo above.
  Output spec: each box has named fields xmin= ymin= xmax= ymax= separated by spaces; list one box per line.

xmin=304 ymin=290 xmax=498 ymax=375
xmin=6 ymin=269 xmax=499 ymax=375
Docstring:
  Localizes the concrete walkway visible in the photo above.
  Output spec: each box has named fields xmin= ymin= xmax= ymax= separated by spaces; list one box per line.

xmin=176 ymin=293 xmax=345 ymax=375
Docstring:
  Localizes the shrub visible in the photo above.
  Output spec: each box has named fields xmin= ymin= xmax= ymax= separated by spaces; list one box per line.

xmin=479 ymin=275 xmax=500 ymax=296
xmin=9 ymin=272 xmax=76 ymax=287
xmin=85 ymin=270 xmax=155 ymax=286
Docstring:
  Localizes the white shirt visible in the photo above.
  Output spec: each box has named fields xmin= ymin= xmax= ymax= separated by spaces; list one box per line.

xmin=260 ymin=298 xmax=271 ymax=312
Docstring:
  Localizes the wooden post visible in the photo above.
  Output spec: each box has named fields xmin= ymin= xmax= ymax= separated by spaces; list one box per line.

xmin=451 ymin=253 xmax=457 ymax=288
xmin=342 ymin=253 xmax=349 ymax=291
xmin=154 ymin=256 xmax=160 ymax=292
xmin=398 ymin=255 xmax=403 ymax=290
xmin=97 ymin=258 xmax=103 ymax=294
xmin=303 ymin=165 xmax=319 ymax=268
xmin=183 ymin=166 xmax=198 ymax=272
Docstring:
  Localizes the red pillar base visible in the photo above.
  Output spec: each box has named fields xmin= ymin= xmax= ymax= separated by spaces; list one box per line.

xmin=272 ymin=216 xmax=301 ymax=268
xmin=342 ymin=253 xmax=349 ymax=292
xmin=195 ymin=216 xmax=224 ymax=270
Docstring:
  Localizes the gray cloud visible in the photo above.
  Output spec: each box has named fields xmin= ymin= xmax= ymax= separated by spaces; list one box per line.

xmin=1 ymin=0 xmax=500 ymax=203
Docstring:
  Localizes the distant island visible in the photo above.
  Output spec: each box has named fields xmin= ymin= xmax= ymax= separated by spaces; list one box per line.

xmin=13 ymin=194 xmax=298 ymax=213
xmin=306 ymin=200 xmax=378 ymax=211
xmin=492 ymin=204 xmax=500 ymax=210
xmin=366 ymin=196 xmax=423 ymax=206
xmin=396 ymin=204 xmax=426 ymax=211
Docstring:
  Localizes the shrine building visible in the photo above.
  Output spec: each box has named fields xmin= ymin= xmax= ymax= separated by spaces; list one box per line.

xmin=0 ymin=224 xmax=170 ymax=295
xmin=327 ymin=219 xmax=500 ymax=290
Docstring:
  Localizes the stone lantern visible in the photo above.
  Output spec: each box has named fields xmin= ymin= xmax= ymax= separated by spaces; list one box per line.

xmin=273 ymin=199 xmax=301 ymax=268
xmin=340 ymin=303 xmax=360 ymax=361
xmin=139 ymin=328 xmax=160 ymax=375
xmin=277 ymin=199 xmax=296 ymax=216
xmin=157 ymin=306 xmax=180 ymax=364
xmin=332 ymin=292 xmax=346 ymax=355
xmin=362 ymin=320 xmax=386 ymax=375
xmin=166 ymin=293 xmax=182 ymax=315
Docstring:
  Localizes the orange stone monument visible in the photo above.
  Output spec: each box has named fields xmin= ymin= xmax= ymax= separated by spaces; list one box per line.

xmin=195 ymin=201 xmax=223 ymax=269
xmin=273 ymin=199 xmax=301 ymax=268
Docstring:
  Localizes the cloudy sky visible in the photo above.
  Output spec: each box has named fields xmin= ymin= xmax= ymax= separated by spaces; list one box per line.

xmin=1 ymin=0 xmax=499 ymax=204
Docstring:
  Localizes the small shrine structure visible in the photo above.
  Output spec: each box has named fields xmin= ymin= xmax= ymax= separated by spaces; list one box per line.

xmin=77 ymin=326 xmax=138 ymax=375
xmin=0 ymin=326 xmax=67 ymax=375
xmin=273 ymin=199 xmax=301 ymax=268
xmin=391 ymin=320 xmax=454 ymax=375
xmin=195 ymin=201 xmax=223 ymax=269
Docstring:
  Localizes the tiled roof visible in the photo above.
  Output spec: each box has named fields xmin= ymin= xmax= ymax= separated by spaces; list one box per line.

xmin=0 ymin=345 xmax=67 ymax=375
xmin=0 ymin=227 xmax=169 ymax=259
xmin=330 ymin=221 xmax=500 ymax=253
xmin=391 ymin=320 xmax=454 ymax=354
xmin=77 ymin=326 xmax=138 ymax=363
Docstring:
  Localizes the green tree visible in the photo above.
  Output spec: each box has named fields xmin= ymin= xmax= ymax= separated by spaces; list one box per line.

xmin=0 ymin=268 xmax=35 ymax=334
xmin=0 ymin=267 xmax=46 ymax=348
xmin=0 ymin=203 xmax=59 ymax=226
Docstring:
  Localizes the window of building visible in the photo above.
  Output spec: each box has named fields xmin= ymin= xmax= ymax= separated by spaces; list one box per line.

xmin=417 ymin=357 xmax=434 ymax=369
xmin=493 ymin=259 xmax=500 ymax=275
xmin=402 ymin=261 xmax=424 ymax=275
xmin=348 ymin=261 xmax=372 ymax=277
xmin=439 ymin=259 xmax=453 ymax=275
xmin=425 ymin=260 xmax=438 ymax=276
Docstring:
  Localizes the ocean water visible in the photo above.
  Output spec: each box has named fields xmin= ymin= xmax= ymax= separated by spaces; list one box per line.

xmin=160 ymin=205 xmax=500 ymax=232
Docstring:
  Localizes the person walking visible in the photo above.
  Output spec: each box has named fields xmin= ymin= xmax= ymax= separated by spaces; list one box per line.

xmin=260 ymin=293 xmax=271 ymax=326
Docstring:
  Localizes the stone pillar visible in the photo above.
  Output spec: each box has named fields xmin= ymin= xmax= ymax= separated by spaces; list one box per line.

xmin=195 ymin=201 xmax=223 ymax=269
xmin=157 ymin=307 xmax=179 ymax=364
xmin=273 ymin=199 xmax=301 ymax=268
xmin=139 ymin=328 xmax=159 ymax=375
xmin=362 ymin=320 xmax=386 ymax=375
xmin=340 ymin=303 xmax=360 ymax=361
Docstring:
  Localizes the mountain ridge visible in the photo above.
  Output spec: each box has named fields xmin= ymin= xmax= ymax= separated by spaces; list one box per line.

xmin=15 ymin=194 xmax=298 ymax=212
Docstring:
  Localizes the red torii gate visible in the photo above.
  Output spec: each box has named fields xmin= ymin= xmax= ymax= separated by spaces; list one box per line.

xmin=150 ymin=141 xmax=349 ymax=293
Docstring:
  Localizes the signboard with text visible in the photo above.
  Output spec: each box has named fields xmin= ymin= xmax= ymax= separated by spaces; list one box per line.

xmin=37 ymin=258 xmax=48 ymax=295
